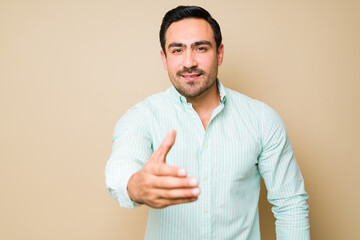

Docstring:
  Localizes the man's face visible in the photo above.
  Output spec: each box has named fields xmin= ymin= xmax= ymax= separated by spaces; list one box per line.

xmin=161 ymin=18 xmax=224 ymax=99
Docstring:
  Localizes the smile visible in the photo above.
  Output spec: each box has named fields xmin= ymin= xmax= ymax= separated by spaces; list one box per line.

xmin=181 ymin=74 xmax=202 ymax=81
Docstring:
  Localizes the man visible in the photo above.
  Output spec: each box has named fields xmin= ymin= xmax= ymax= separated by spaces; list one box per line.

xmin=106 ymin=5 xmax=309 ymax=240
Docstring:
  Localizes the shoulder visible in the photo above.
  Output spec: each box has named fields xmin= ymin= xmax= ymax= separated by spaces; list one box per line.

xmin=131 ymin=90 xmax=174 ymax=113
xmin=225 ymin=87 xmax=279 ymax=120
xmin=122 ymin=90 xmax=169 ymax=116
xmin=224 ymin=87 xmax=285 ymax=139
xmin=115 ymin=89 xmax=173 ymax=129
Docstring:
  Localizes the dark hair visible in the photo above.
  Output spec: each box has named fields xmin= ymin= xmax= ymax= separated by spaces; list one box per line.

xmin=160 ymin=6 xmax=222 ymax=54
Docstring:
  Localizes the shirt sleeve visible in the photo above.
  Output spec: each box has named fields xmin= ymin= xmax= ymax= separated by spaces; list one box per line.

xmin=257 ymin=104 xmax=310 ymax=239
xmin=105 ymin=103 xmax=153 ymax=208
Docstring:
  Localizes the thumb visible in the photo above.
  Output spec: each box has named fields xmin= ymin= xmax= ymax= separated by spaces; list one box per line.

xmin=156 ymin=129 xmax=177 ymax=163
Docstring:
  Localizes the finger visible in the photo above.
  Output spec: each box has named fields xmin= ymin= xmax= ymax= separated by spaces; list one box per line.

xmin=157 ymin=187 xmax=200 ymax=199
xmin=153 ymin=176 xmax=198 ymax=189
xmin=156 ymin=129 xmax=177 ymax=163
xmin=152 ymin=163 xmax=187 ymax=177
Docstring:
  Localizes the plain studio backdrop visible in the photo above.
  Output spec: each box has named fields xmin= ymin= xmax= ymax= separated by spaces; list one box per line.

xmin=0 ymin=0 xmax=359 ymax=239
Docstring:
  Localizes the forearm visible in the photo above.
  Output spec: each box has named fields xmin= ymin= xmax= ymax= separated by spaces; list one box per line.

xmin=105 ymin=104 xmax=153 ymax=208
xmin=105 ymin=154 xmax=143 ymax=208
xmin=271 ymin=191 xmax=310 ymax=239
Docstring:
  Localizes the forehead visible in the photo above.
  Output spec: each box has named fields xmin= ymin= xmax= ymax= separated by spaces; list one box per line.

xmin=165 ymin=18 xmax=214 ymax=46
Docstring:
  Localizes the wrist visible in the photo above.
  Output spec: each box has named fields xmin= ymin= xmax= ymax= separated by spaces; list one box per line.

xmin=127 ymin=172 xmax=142 ymax=204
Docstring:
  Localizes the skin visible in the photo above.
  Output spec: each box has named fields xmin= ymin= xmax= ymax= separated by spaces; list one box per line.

xmin=127 ymin=130 xmax=199 ymax=208
xmin=127 ymin=18 xmax=224 ymax=208
xmin=161 ymin=18 xmax=224 ymax=129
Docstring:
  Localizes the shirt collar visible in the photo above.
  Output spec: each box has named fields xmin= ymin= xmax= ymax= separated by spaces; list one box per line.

xmin=167 ymin=79 xmax=227 ymax=105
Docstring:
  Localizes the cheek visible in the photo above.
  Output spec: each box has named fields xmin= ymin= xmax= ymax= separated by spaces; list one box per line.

xmin=167 ymin=58 xmax=182 ymax=72
xmin=201 ymin=58 xmax=217 ymax=72
xmin=199 ymin=53 xmax=216 ymax=66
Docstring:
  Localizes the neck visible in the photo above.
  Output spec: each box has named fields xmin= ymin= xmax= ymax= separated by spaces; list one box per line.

xmin=189 ymin=83 xmax=219 ymax=110
xmin=186 ymin=81 xmax=220 ymax=130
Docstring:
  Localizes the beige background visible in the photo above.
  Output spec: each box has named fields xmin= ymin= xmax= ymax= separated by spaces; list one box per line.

xmin=1 ymin=0 xmax=359 ymax=239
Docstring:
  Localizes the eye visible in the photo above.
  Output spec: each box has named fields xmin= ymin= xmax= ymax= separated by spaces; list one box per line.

xmin=196 ymin=46 xmax=207 ymax=52
xmin=171 ymin=48 xmax=182 ymax=54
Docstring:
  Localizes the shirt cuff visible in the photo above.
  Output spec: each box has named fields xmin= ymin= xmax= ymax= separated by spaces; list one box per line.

xmin=105 ymin=157 xmax=143 ymax=209
xmin=118 ymin=170 xmax=142 ymax=208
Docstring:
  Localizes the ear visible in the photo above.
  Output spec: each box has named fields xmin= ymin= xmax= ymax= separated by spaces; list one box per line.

xmin=160 ymin=49 xmax=168 ymax=71
xmin=217 ymin=44 xmax=224 ymax=66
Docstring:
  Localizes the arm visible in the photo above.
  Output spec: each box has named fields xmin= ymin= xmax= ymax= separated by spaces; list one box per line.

xmin=258 ymin=105 xmax=310 ymax=239
xmin=105 ymin=105 xmax=153 ymax=208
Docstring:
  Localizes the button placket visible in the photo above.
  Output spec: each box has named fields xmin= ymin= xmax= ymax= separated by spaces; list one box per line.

xmin=199 ymin=130 xmax=212 ymax=239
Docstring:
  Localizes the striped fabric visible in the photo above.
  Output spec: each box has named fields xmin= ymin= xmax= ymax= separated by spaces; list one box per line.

xmin=105 ymin=80 xmax=310 ymax=240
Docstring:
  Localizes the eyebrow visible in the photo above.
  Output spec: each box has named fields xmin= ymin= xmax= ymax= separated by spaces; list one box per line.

xmin=167 ymin=41 xmax=213 ymax=50
xmin=191 ymin=41 xmax=212 ymax=48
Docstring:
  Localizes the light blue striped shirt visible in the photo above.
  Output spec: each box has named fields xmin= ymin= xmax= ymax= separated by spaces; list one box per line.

xmin=105 ymin=80 xmax=310 ymax=239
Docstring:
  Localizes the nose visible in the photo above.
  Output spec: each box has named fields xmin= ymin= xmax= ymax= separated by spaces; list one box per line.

xmin=183 ymin=51 xmax=198 ymax=69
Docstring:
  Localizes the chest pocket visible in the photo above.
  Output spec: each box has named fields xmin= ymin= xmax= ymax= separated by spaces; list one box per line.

xmin=211 ymin=142 xmax=259 ymax=183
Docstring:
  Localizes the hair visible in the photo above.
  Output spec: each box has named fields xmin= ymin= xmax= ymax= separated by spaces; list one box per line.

xmin=159 ymin=6 xmax=222 ymax=55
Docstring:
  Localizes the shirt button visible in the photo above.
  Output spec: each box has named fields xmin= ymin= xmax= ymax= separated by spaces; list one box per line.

xmin=204 ymin=176 xmax=208 ymax=181
xmin=204 ymin=209 xmax=208 ymax=213
xmin=204 ymin=144 xmax=208 ymax=148
xmin=192 ymin=115 xmax=196 ymax=119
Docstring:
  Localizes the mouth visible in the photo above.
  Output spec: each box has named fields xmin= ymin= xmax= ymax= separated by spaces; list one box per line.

xmin=181 ymin=73 xmax=202 ymax=81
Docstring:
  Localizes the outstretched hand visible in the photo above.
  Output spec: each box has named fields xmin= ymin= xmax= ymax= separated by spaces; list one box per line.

xmin=127 ymin=130 xmax=200 ymax=208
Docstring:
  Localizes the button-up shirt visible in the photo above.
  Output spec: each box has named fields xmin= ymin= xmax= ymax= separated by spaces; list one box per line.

xmin=105 ymin=80 xmax=310 ymax=239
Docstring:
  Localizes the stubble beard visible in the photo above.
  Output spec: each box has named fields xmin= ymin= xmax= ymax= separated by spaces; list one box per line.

xmin=169 ymin=67 xmax=218 ymax=99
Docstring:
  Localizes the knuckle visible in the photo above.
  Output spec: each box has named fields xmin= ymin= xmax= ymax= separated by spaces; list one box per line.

xmin=143 ymin=164 xmax=151 ymax=173
xmin=158 ymin=155 xmax=165 ymax=162
xmin=145 ymin=163 xmax=158 ymax=174
xmin=148 ymin=194 xmax=156 ymax=202
xmin=187 ymin=189 xmax=194 ymax=197
xmin=159 ymin=178 xmax=167 ymax=188
xmin=153 ymin=200 xmax=165 ymax=209
xmin=182 ymin=179 xmax=189 ymax=187
xmin=162 ymin=165 xmax=172 ymax=175
xmin=161 ymin=143 xmax=170 ymax=151
xmin=151 ymin=152 xmax=160 ymax=162
xmin=163 ymin=190 xmax=171 ymax=199
xmin=143 ymin=178 xmax=152 ymax=188
xmin=146 ymin=194 xmax=158 ymax=206
xmin=142 ymin=189 xmax=150 ymax=198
